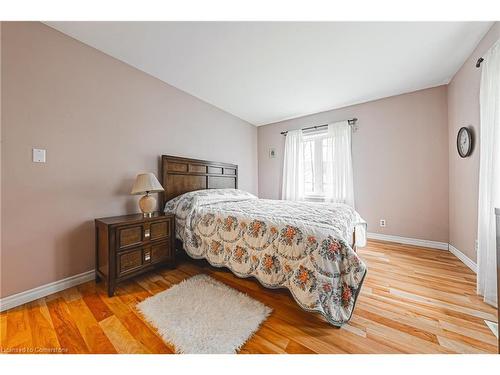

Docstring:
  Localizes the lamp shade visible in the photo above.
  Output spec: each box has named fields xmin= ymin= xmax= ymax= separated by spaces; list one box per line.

xmin=131 ymin=173 xmax=164 ymax=195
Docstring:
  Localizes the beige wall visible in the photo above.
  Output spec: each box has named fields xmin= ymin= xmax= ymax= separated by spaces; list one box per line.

xmin=0 ymin=22 xmax=258 ymax=298
xmin=258 ymin=86 xmax=449 ymax=242
xmin=448 ymin=22 xmax=500 ymax=261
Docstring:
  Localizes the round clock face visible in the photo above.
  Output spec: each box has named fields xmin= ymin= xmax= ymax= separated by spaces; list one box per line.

xmin=457 ymin=127 xmax=472 ymax=158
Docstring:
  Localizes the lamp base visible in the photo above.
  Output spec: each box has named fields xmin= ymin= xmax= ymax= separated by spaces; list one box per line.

xmin=139 ymin=194 xmax=156 ymax=216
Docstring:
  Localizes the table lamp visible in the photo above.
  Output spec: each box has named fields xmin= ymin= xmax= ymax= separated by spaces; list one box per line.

xmin=131 ymin=173 xmax=164 ymax=217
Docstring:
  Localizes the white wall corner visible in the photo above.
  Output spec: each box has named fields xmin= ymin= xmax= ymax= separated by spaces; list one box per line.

xmin=0 ymin=269 xmax=95 ymax=312
xmin=448 ymin=244 xmax=477 ymax=273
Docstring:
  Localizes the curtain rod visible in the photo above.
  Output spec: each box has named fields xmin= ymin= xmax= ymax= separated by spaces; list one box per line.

xmin=476 ymin=57 xmax=484 ymax=68
xmin=280 ymin=118 xmax=358 ymax=136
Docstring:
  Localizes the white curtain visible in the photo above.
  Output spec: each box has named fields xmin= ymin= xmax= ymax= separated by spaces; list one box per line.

xmin=282 ymin=129 xmax=305 ymax=200
xmin=477 ymin=39 xmax=500 ymax=307
xmin=324 ymin=121 xmax=355 ymax=207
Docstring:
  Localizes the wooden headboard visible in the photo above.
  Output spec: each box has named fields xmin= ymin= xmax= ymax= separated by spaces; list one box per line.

xmin=160 ymin=155 xmax=238 ymax=207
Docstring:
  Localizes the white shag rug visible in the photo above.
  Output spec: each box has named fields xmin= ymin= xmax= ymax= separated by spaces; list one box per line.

xmin=137 ymin=274 xmax=272 ymax=353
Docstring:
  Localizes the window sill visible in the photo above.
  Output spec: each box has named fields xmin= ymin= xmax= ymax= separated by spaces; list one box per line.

xmin=304 ymin=195 xmax=326 ymax=202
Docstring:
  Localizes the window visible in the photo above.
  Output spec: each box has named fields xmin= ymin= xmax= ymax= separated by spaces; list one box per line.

xmin=282 ymin=121 xmax=354 ymax=206
xmin=302 ymin=131 xmax=332 ymax=198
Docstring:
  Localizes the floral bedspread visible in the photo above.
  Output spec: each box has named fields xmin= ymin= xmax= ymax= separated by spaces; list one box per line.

xmin=164 ymin=189 xmax=367 ymax=326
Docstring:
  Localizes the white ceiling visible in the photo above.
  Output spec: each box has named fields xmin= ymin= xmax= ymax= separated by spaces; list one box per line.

xmin=45 ymin=22 xmax=493 ymax=126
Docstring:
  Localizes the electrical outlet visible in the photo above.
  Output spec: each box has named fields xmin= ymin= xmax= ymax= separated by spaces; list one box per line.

xmin=379 ymin=219 xmax=386 ymax=227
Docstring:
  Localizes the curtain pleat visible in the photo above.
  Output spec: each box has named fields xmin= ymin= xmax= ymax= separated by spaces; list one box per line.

xmin=282 ymin=129 xmax=305 ymax=200
xmin=325 ymin=121 xmax=355 ymax=207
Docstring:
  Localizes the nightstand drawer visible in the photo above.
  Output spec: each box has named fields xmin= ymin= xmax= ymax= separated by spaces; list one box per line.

xmin=117 ymin=224 xmax=143 ymax=249
xmin=151 ymin=241 xmax=172 ymax=263
xmin=117 ymin=247 xmax=144 ymax=276
xmin=150 ymin=220 xmax=170 ymax=240
xmin=116 ymin=219 xmax=172 ymax=250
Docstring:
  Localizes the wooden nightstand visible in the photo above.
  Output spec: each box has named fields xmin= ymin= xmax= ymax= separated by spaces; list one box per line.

xmin=95 ymin=212 xmax=175 ymax=296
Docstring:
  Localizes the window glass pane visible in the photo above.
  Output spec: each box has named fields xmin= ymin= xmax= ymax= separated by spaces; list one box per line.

xmin=303 ymin=139 xmax=315 ymax=194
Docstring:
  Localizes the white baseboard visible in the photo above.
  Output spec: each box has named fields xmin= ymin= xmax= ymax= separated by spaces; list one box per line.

xmin=448 ymin=244 xmax=477 ymax=273
xmin=0 ymin=269 xmax=95 ymax=312
xmin=367 ymin=232 xmax=449 ymax=250
xmin=367 ymin=233 xmax=478 ymax=274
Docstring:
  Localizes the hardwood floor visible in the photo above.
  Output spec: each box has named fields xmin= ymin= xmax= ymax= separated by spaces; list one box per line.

xmin=1 ymin=240 xmax=497 ymax=354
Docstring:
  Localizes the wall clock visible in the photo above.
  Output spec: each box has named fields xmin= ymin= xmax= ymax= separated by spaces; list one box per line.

xmin=457 ymin=127 xmax=473 ymax=158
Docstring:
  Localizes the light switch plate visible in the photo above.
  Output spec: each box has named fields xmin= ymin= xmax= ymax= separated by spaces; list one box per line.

xmin=33 ymin=148 xmax=46 ymax=163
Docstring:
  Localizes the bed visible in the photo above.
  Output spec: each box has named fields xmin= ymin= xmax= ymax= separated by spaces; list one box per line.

xmin=160 ymin=155 xmax=367 ymax=326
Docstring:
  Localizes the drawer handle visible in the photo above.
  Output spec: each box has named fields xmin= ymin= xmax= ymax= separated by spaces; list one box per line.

xmin=144 ymin=229 xmax=150 ymax=239
xmin=144 ymin=251 xmax=151 ymax=261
